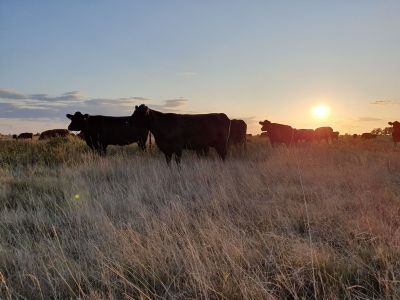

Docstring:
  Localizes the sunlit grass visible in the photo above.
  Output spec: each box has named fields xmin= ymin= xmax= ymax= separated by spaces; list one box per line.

xmin=0 ymin=135 xmax=400 ymax=299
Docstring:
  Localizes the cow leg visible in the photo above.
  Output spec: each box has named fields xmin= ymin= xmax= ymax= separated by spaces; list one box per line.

xmin=174 ymin=150 xmax=182 ymax=165
xmin=138 ymin=139 xmax=146 ymax=151
xmin=215 ymin=145 xmax=227 ymax=161
xmin=164 ymin=152 xmax=172 ymax=165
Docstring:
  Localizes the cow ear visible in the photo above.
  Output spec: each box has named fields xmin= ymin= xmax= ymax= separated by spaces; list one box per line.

xmin=389 ymin=122 xmax=393 ymax=125
xmin=135 ymin=105 xmax=138 ymax=109
xmin=259 ymin=121 xmax=264 ymax=125
xmin=66 ymin=114 xmax=72 ymax=119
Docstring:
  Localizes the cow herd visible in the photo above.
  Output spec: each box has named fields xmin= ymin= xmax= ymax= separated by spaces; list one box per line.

xmin=258 ymin=121 xmax=339 ymax=146
xmin=6 ymin=104 xmax=400 ymax=164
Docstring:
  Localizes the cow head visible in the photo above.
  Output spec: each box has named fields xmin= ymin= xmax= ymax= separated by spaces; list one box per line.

xmin=389 ymin=121 xmax=400 ymax=129
xmin=66 ymin=112 xmax=89 ymax=131
xmin=259 ymin=120 xmax=271 ymax=131
xmin=130 ymin=104 xmax=150 ymax=128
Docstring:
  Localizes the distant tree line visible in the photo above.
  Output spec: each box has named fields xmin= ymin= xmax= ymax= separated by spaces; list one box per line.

xmin=370 ymin=127 xmax=392 ymax=135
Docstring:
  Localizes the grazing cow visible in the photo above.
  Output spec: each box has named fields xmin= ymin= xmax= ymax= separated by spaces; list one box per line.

xmin=331 ymin=131 xmax=339 ymax=141
xmin=314 ymin=127 xmax=333 ymax=143
xmin=361 ymin=133 xmax=377 ymax=139
xmin=39 ymin=129 xmax=70 ymax=140
xmin=17 ymin=132 xmax=33 ymax=139
xmin=228 ymin=119 xmax=247 ymax=152
xmin=259 ymin=120 xmax=295 ymax=147
xmin=388 ymin=121 xmax=400 ymax=146
xmin=12 ymin=134 xmax=17 ymax=139
xmin=66 ymin=112 xmax=149 ymax=155
xmin=294 ymin=129 xmax=315 ymax=143
xmin=130 ymin=104 xmax=230 ymax=164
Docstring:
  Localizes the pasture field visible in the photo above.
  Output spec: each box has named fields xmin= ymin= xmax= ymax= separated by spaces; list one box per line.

xmin=1 ymin=136 xmax=400 ymax=299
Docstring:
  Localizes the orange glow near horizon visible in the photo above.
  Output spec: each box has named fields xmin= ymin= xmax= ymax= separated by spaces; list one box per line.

xmin=311 ymin=104 xmax=330 ymax=119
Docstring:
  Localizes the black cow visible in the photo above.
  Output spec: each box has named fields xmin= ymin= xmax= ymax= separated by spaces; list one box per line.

xmin=17 ymin=132 xmax=33 ymax=139
xmin=388 ymin=121 xmax=400 ymax=146
xmin=314 ymin=127 xmax=333 ymax=143
xmin=331 ymin=131 xmax=339 ymax=141
xmin=361 ymin=133 xmax=377 ymax=140
xmin=228 ymin=119 xmax=247 ymax=152
xmin=66 ymin=112 xmax=149 ymax=155
xmin=130 ymin=104 xmax=230 ymax=164
xmin=294 ymin=129 xmax=314 ymax=143
xmin=259 ymin=120 xmax=295 ymax=146
xmin=39 ymin=129 xmax=70 ymax=140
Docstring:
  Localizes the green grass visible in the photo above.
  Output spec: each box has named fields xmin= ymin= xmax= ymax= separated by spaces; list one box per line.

xmin=1 ymin=136 xmax=400 ymax=299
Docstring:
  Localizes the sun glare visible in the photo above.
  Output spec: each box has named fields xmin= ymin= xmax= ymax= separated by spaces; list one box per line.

xmin=311 ymin=104 xmax=330 ymax=119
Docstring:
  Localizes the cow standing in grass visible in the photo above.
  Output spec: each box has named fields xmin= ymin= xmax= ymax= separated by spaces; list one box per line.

xmin=66 ymin=112 xmax=149 ymax=155
xmin=228 ymin=119 xmax=247 ymax=152
xmin=39 ymin=129 xmax=70 ymax=140
xmin=259 ymin=120 xmax=295 ymax=147
xmin=294 ymin=129 xmax=314 ymax=143
xmin=388 ymin=121 xmax=400 ymax=146
xmin=315 ymin=127 xmax=333 ymax=143
xmin=361 ymin=133 xmax=377 ymax=140
xmin=130 ymin=104 xmax=230 ymax=164
xmin=331 ymin=131 xmax=339 ymax=141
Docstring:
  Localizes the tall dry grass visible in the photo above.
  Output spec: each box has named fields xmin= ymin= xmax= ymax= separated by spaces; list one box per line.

xmin=1 ymin=136 xmax=400 ymax=299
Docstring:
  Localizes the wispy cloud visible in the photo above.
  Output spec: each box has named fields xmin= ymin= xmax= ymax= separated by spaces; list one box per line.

xmin=370 ymin=99 xmax=400 ymax=105
xmin=162 ymin=98 xmax=189 ymax=108
xmin=0 ymin=88 xmax=189 ymax=120
xmin=356 ymin=117 xmax=383 ymax=122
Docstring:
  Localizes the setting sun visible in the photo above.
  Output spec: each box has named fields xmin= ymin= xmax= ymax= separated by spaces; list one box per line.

xmin=311 ymin=104 xmax=330 ymax=119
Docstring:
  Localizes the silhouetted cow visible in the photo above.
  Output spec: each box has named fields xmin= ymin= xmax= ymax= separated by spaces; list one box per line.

xmin=331 ymin=131 xmax=339 ymax=141
xmin=66 ymin=112 xmax=149 ymax=155
xmin=17 ymin=132 xmax=33 ymax=139
xmin=39 ymin=129 xmax=70 ymax=140
xmin=228 ymin=119 xmax=247 ymax=152
xmin=314 ymin=127 xmax=333 ymax=143
xmin=259 ymin=120 xmax=295 ymax=147
xmin=352 ymin=134 xmax=358 ymax=138
xmin=12 ymin=134 xmax=17 ymax=139
xmin=130 ymin=104 xmax=230 ymax=164
xmin=388 ymin=121 xmax=400 ymax=145
xmin=294 ymin=129 xmax=315 ymax=143
xmin=361 ymin=133 xmax=377 ymax=139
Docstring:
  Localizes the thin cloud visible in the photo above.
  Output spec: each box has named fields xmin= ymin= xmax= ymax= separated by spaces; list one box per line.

xmin=0 ymin=89 xmax=26 ymax=100
xmin=0 ymin=87 xmax=189 ymax=119
xmin=370 ymin=100 xmax=400 ymax=105
xmin=356 ymin=117 xmax=383 ymax=122
xmin=162 ymin=98 xmax=189 ymax=108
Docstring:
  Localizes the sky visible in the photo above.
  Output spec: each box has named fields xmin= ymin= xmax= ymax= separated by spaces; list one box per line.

xmin=1 ymin=0 xmax=400 ymax=134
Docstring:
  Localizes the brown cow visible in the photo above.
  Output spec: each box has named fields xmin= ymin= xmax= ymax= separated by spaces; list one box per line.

xmin=294 ymin=129 xmax=314 ymax=143
xmin=67 ymin=112 xmax=149 ymax=155
xmin=228 ymin=119 xmax=247 ymax=152
xmin=361 ymin=133 xmax=377 ymax=139
xmin=130 ymin=104 xmax=230 ymax=164
xmin=259 ymin=120 xmax=295 ymax=147
xmin=39 ymin=129 xmax=70 ymax=140
xmin=388 ymin=121 xmax=400 ymax=145
xmin=315 ymin=127 xmax=333 ymax=143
